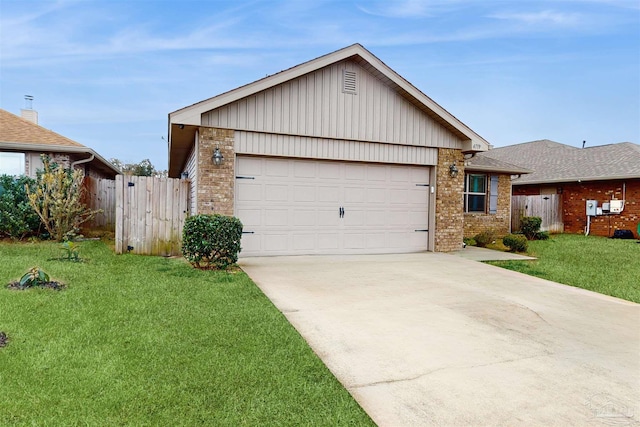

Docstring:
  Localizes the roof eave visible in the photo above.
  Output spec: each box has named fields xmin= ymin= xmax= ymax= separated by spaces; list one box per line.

xmin=465 ymin=165 xmax=532 ymax=175
xmin=168 ymin=43 xmax=491 ymax=152
xmin=514 ymin=175 xmax=640 ymax=186
xmin=0 ymin=141 xmax=120 ymax=176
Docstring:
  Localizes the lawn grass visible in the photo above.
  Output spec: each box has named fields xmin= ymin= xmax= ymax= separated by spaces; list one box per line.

xmin=0 ymin=240 xmax=374 ymax=426
xmin=488 ymin=234 xmax=640 ymax=303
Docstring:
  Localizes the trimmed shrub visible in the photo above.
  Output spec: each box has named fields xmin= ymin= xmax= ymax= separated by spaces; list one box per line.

xmin=520 ymin=216 xmax=551 ymax=240
xmin=0 ymin=174 xmax=41 ymax=239
xmin=502 ymin=234 xmax=528 ymax=252
xmin=536 ymin=231 xmax=550 ymax=240
xmin=473 ymin=230 xmax=495 ymax=248
xmin=182 ymin=214 xmax=243 ymax=270
xmin=463 ymin=237 xmax=476 ymax=247
xmin=520 ymin=216 xmax=542 ymax=240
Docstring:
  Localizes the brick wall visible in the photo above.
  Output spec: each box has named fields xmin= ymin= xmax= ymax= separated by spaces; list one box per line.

xmin=561 ymin=179 xmax=640 ymax=237
xmin=513 ymin=185 xmax=543 ymax=196
xmin=464 ymin=174 xmax=512 ymax=238
xmin=196 ymin=127 xmax=235 ymax=216
xmin=50 ymin=153 xmax=71 ymax=169
xmin=435 ymin=148 xmax=464 ymax=252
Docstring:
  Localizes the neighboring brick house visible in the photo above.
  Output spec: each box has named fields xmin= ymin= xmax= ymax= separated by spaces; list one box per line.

xmin=463 ymin=155 xmax=531 ymax=238
xmin=0 ymin=108 xmax=118 ymax=179
xmin=474 ymin=140 xmax=640 ymax=238
xmin=168 ymin=44 xmax=498 ymax=255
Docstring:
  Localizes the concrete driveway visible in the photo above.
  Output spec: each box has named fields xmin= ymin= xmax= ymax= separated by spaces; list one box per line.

xmin=239 ymin=252 xmax=640 ymax=427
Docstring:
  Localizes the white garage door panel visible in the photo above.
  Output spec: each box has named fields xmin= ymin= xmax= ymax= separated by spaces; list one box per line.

xmin=236 ymin=157 xmax=431 ymax=256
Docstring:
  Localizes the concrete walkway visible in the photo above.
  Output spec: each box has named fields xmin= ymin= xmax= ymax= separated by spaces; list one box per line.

xmin=239 ymin=253 xmax=640 ymax=427
xmin=451 ymin=246 xmax=537 ymax=261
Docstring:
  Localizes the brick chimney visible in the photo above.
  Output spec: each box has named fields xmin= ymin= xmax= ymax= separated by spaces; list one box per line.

xmin=20 ymin=95 xmax=38 ymax=124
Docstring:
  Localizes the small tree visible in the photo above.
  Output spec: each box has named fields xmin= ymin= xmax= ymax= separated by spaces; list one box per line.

xmin=26 ymin=156 xmax=101 ymax=241
xmin=110 ymin=158 xmax=167 ymax=177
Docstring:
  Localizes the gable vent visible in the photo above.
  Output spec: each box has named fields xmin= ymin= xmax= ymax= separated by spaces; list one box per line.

xmin=343 ymin=70 xmax=357 ymax=95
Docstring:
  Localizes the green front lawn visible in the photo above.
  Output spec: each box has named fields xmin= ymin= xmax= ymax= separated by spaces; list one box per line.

xmin=0 ymin=240 xmax=373 ymax=426
xmin=488 ymin=234 xmax=640 ymax=303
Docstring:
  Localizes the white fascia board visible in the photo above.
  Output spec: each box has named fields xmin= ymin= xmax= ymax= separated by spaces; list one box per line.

xmin=169 ymin=45 xmax=364 ymax=126
xmin=356 ymin=50 xmax=489 ymax=150
xmin=169 ymin=44 xmax=491 ymax=152
xmin=0 ymin=141 xmax=120 ymax=175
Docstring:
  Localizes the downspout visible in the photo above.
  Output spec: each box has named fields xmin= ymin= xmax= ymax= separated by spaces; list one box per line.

xmin=71 ymin=153 xmax=95 ymax=170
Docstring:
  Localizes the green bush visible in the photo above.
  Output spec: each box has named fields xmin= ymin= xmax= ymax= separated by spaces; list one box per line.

xmin=473 ymin=230 xmax=495 ymax=248
xmin=520 ymin=216 xmax=551 ymax=240
xmin=520 ymin=216 xmax=542 ymax=240
xmin=502 ymin=234 xmax=528 ymax=252
xmin=182 ymin=214 xmax=243 ymax=270
xmin=0 ymin=174 xmax=41 ymax=239
xmin=463 ymin=237 xmax=476 ymax=247
xmin=536 ymin=231 xmax=550 ymax=240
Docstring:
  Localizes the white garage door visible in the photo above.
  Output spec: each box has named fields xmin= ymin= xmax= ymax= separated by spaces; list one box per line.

xmin=236 ymin=156 xmax=431 ymax=256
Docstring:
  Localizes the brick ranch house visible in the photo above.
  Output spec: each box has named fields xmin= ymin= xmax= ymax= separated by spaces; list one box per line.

xmin=0 ymin=108 xmax=118 ymax=179
xmin=474 ymin=139 xmax=640 ymax=238
xmin=168 ymin=44 xmax=524 ymax=256
xmin=463 ymin=155 xmax=531 ymax=238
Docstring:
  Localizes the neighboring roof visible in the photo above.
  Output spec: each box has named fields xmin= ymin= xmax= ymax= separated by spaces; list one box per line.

xmin=168 ymin=44 xmax=491 ymax=176
xmin=0 ymin=108 xmax=84 ymax=147
xmin=465 ymin=155 xmax=532 ymax=175
xmin=0 ymin=108 xmax=120 ymax=177
xmin=475 ymin=139 xmax=640 ymax=184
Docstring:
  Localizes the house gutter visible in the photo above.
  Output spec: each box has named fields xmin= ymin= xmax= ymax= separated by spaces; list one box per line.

xmin=513 ymin=176 xmax=640 ymax=186
xmin=0 ymin=141 xmax=120 ymax=175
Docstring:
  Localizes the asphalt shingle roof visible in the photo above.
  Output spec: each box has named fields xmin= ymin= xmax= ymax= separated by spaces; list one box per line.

xmin=0 ymin=108 xmax=119 ymax=177
xmin=473 ymin=139 xmax=640 ymax=184
xmin=0 ymin=108 xmax=84 ymax=147
xmin=464 ymin=155 xmax=532 ymax=175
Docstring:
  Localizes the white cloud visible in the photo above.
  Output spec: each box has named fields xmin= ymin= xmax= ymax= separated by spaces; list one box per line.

xmin=489 ymin=10 xmax=582 ymax=25
xmin=357 ymin=0 xmax=444 ymax=18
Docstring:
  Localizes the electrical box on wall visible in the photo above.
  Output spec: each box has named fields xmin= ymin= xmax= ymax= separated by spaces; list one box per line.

xmin=610 ymin=200 xmax=624 ymax=213
xmin=586 ymin=200 xmax=598 ymax=216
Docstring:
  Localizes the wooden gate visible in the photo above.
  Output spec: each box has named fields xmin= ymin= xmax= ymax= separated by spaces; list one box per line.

xmin=115 ymin=175 xmax=189 ymax=256
xmin=84 ymin=177 xmax=116 ymax=230
xmin=512 ymin=194 xmax=564 ymax=233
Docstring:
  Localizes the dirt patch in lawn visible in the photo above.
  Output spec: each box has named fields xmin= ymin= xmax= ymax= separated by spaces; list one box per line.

xmin=0 ymin=332 xmax=7 ymax=348
xmin=6 ymin=281 xmax=66 ymax=291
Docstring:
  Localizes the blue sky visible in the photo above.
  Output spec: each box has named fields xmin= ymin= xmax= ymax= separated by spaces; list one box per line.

xmin=1 ymin=0 xmax=638 ymax=170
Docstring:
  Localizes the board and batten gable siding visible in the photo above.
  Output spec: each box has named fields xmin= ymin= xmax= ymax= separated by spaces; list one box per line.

xmin=183 ymin=130 xmax=198 ymax=215
xmin=236 ymin=131 xmax=438 ymax=165
xmin=202 ymin=59 xmax=463 ymax=150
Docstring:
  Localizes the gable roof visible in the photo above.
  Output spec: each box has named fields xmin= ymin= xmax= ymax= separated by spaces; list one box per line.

xmin=464 ymin=155 xmax=532 ymax=175
xmin=0 ymin=108 xmax=84 ymax=147
xmin=0 ymin=108 xmax=120 ymax=177
xmin=168 ymin=44 xmax=490 ymax=175
xmin=475 ymin=139 xmax=640 ymax=184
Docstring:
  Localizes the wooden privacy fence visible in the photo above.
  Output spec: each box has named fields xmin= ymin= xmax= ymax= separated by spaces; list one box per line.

xmin=512 ymin=194 xmax=564 ymax=233
xmin=84 ymin=177 xmax=116 ymax=229
xmin=115 ymin=175 xmax=189 ymax=256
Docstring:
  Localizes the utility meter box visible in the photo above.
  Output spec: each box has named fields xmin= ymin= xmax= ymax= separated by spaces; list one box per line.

xmin=586 ymin=200 xmax=598 ymax=216
xmin=610 ymin=200 xmax=624 ymax=213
